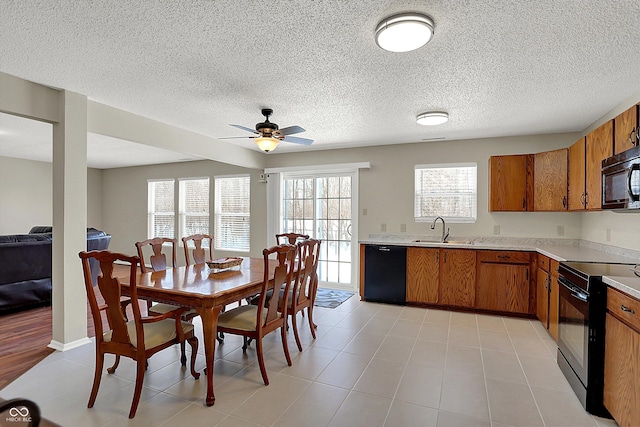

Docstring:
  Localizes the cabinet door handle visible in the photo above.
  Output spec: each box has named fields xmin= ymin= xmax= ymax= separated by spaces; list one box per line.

xmin=444 ymin=252 xmax=447 ymax=263
xmin=562 ymin=195 xmax=567 ymax=208
xmin=436 ymin=251 xmax=439 ymax=263
xmin=497 ymin=255 xmax=510 ymax=259
xmin=630 ymin=127 xmax=637 ymax=146
xmin=522 ymin=198 xmax=526 ymax=209
xmin=621 ymin=305 xmax=636 ymax=315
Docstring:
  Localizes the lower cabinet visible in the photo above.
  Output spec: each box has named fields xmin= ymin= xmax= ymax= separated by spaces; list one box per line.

xmin=440 ymin=249 xmax=477 ymax=307
xmin=604 ymin=288 xmax=640 ymax=427
xmin=536 ymin=255 xmax=559 ymax=341
xmin=406 ymin=247 xmax=439 ymax=304
xmin=475 ymin=251 xmax=531 ymax=314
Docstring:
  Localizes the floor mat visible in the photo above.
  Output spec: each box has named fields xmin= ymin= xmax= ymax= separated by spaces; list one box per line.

xmin=314 ymin=288 xmax=355 ymax=309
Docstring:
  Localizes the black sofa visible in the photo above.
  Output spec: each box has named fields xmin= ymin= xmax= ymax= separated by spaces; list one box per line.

xmin=0 ymin=227 xmax=111 ymax=314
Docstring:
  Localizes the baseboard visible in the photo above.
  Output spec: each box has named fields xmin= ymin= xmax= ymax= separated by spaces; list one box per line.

xmin=48 ymin=337 xmax=91 ymax=352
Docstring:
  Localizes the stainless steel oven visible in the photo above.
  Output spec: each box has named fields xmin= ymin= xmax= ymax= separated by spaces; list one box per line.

xmin=557 ymin=262 xmax=638 ymax=418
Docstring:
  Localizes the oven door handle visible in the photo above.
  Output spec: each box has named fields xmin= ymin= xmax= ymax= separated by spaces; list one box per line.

xmin=558 ymin=275 xmax=589 ymax=302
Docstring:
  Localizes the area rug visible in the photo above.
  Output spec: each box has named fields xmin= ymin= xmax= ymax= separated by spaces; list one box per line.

xmin=314 ymin=288 xmax=355 ymax=309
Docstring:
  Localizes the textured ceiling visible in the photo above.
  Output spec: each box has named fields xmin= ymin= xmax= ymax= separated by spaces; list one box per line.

xmin=2 ymin=1 xmax=640 ymax=167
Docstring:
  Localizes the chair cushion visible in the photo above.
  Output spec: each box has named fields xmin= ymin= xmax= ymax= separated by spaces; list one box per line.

xmin=103 ymin=319 xmax=194 ymax=348
xmin=217 ymin=305 xmax=267 ymax=331
xmin=149 ymin=303 xmax=197 ymax=317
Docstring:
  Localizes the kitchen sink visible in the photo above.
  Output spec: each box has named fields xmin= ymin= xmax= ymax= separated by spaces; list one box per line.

xmin=412 ymin=239 xmax=474 ymax=245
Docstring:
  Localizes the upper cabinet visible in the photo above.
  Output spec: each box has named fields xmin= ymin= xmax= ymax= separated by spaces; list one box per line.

xmin=614 ymin=104 xmax=639 ymax=155
xmin=534 ymin=148 xmax=568 ymax=211
xmin=489 ymin=155 xmax=534 ymax=212
xmin=568 ymin=121 xmax=613 ymax=211
xmin=586 ymin=120 xmax=613 ymax=210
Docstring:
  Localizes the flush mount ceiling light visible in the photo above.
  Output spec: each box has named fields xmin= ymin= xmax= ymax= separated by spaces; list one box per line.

xmin=375 ymin=13 xmax=434 ymax=52
xmin=254 ymin=136 xmax=280 ymax=152
xmin=416 ymin=111 xmax=449 ymax=126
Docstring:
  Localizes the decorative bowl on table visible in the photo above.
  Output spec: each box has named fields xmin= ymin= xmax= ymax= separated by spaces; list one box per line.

xmin=206 ymin=257 xmax=243 ymax=272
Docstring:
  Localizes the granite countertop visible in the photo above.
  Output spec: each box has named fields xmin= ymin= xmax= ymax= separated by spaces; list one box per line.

xmin=603 ymin=275 xmax=640 ymax=300
xmin=361 ymin=233 xmax=640 ymax=300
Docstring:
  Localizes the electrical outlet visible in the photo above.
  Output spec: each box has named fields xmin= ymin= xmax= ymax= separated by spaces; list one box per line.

xmin=556 ymin=226 xmax=564 ymax=236
xmin=400 ymin=224 xmax=406 ymax=232
xmin=381 ymin=223 xmax=387 ymax=232
xmin=362 ymin=208 xmax=367 ymax=216
xmin=606 ymin=228 xmax=611 ymax=242
xmin=493 ymin=225 xmax=500 ymax=235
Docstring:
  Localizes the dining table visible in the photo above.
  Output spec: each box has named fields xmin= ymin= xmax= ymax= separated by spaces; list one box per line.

xmin=119 ymin=256 xmax=274 ymax=407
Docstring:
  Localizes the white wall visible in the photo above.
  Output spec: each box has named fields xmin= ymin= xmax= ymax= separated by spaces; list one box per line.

xmin=0 ymin=156 xmax=103 ymax=234
xmin=100 ymin=159 xmax=267 ymax=262
xmin=266 ymin=134 xmax=584 ymax=241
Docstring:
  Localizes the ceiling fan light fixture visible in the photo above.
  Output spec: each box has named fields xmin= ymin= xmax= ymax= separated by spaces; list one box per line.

xmin=255 ymin=136 xmax=280 ymax=152
xmin=416 ymin=111 xmax=449 ymax=126
xmin=375 ymin=13 xmax=434 ymax=52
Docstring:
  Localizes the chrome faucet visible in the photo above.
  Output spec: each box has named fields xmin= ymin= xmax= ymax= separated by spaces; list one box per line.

xmin=431 ymin=216 xmax=450 ymax=243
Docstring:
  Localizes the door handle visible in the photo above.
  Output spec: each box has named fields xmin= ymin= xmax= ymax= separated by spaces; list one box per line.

xmin=621 ymin=305 xmax=636 ymax=315
xmin=630 ymin=127 xmax=637 ymax=146
xmin=627 ymin=164 xmax=640 ymax=202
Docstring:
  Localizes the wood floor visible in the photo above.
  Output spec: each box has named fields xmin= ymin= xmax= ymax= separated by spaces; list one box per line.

xmin=0 ymin=265 xmax=134 ymax=390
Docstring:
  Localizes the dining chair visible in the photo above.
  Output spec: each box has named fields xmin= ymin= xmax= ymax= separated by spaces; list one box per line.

xmin=276 ymin=232 xmax=309 ymax=245
xmin=182 ymin=233 xmax=213 ymax=266
xmin=216 ymin=243 xmax=297 ymax=385
xmin=288 ymin=238 xmax=321 ymax=351
xmin=79 ymin=250 xmax=200 ymax=419
xmin=135 ymin=237 xmax=197 ymax=364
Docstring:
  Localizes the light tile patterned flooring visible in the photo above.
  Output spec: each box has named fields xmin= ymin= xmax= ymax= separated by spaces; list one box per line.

xmin=1 ymin=297 xmax=621 ymax=427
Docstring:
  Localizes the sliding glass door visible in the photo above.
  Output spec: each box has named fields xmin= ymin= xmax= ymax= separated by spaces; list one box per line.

xmin=281 ymin=173 xmax=356 ymax=291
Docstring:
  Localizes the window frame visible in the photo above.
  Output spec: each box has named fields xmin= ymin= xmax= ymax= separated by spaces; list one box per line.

xmin=414 ymin=162 xmax=478 ymax=224
xmin=178 ymin=177 xmax=210 ymax=243
xmin=147 ymin=179 xmax=176 ymax=239
xmin=214 ymin=174 xmax=251 ymax=252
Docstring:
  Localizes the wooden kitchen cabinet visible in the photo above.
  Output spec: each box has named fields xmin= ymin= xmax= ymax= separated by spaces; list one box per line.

xmin=604 ymin=288 xmax=640 ymax=427
xmin=439 ymin=249 xmax=476 ymax=307
xmin=568 ymin=121 xmax=613 ymax=210
xmin=489 ymin=154 xmax=534 ymax=211
xmin=548 ymin=259 xmax=559 ymax=340
xmin=535 ymin=254 xmax=559 ymax=341
xmin=476 ymin=250 xmax=531 ymax=314
xmin=614 ymin=104 xmax=638 ymax=155
xmin=406 ymin=247 xmax=439 ymax=304
xmin=568 ymin=137 xmax=586 ymax=210
xmin=534 ymin=148 xmax=568 ymax=211
xmin=536 ymin=261 xmax=550 ymax=325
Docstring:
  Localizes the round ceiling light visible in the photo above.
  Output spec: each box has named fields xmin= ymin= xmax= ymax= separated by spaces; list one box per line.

xmin=416 ymin=111 xmax=449 ymax=126
xmin=375 ymin=13 xmax=434 ymax=52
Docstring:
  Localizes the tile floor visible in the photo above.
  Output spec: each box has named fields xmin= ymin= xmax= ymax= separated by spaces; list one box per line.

xmin=0 ymin=297 xmax=621 ymax=427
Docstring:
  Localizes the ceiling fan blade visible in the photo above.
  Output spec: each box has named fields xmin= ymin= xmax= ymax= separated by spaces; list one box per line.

xmin=277 ymin=125 xmax=305 ymax=136
xmin=218 ymin=136 xmax=257 ymax=140
xmin=283 ymin=135 xmax=314 ymax=145
xmin=229 ymin=124 xmax=259 ymax=134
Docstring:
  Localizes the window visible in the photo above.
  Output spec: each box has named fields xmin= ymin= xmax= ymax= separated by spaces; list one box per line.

xmin=414 ymin=163 xmax=477 ymax=223
xmin=179 ymin=178 xmax=210 ymax=240
xmin=148 ymin=179 xmax=175 ymax=238
xmin=215 ymin=175 xmax=250 ymax=251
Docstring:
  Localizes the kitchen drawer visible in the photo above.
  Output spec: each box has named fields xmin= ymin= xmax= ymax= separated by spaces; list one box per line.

xmin=538 ymin=254 xmax=550 ymax=272
xmin=477 ymin=250 xmax=531 ymax=264
xmin=608 ymin=287 xmax=640 ymax=332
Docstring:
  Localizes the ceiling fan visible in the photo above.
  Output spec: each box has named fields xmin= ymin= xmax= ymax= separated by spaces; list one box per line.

xmin=220 ymin=108 xmax=313 ymax=152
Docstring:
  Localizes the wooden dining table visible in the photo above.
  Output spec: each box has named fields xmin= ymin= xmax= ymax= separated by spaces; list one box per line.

xmin=119 ymin=257 xmax=274 ymax=407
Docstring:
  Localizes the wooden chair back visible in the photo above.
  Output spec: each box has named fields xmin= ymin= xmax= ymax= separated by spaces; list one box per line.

xmin=256 ymin=244 xmax=298 ymax=335
xmin=182 ymin=234 xmax=213 ymax=265
xmin=80 ymin=250 xmax=142 ymax=349
xmin=292 ymin=238 xmax=321 ymax=308
xmin=276 ymin=233 xmax=309 ymax=245
xmin=135 ymin=237 xmax=177 ymax=273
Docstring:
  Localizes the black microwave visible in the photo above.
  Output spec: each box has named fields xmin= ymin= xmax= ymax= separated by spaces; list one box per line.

xmin=602 ymin=145 xmax=640 ymax=209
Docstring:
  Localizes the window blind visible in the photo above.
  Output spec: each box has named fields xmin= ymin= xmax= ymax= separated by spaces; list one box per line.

xmin=148 ymin=180 xmax=175 ymax=238
xmin=215 ymin=175 xmax=250 ymax=251
xmin=414 ymin=163 xmax=477 ymax=223
xmin=179 ymin=178 xmax=210 ymax=243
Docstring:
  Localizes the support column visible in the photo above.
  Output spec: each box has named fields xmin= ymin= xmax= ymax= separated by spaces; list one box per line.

xmin=49 ymin=90 xmax=90 ymax=351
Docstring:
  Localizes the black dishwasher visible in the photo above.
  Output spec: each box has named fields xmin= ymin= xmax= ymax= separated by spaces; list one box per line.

xmin=363 ymin=245 xmax=407 ymax=305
